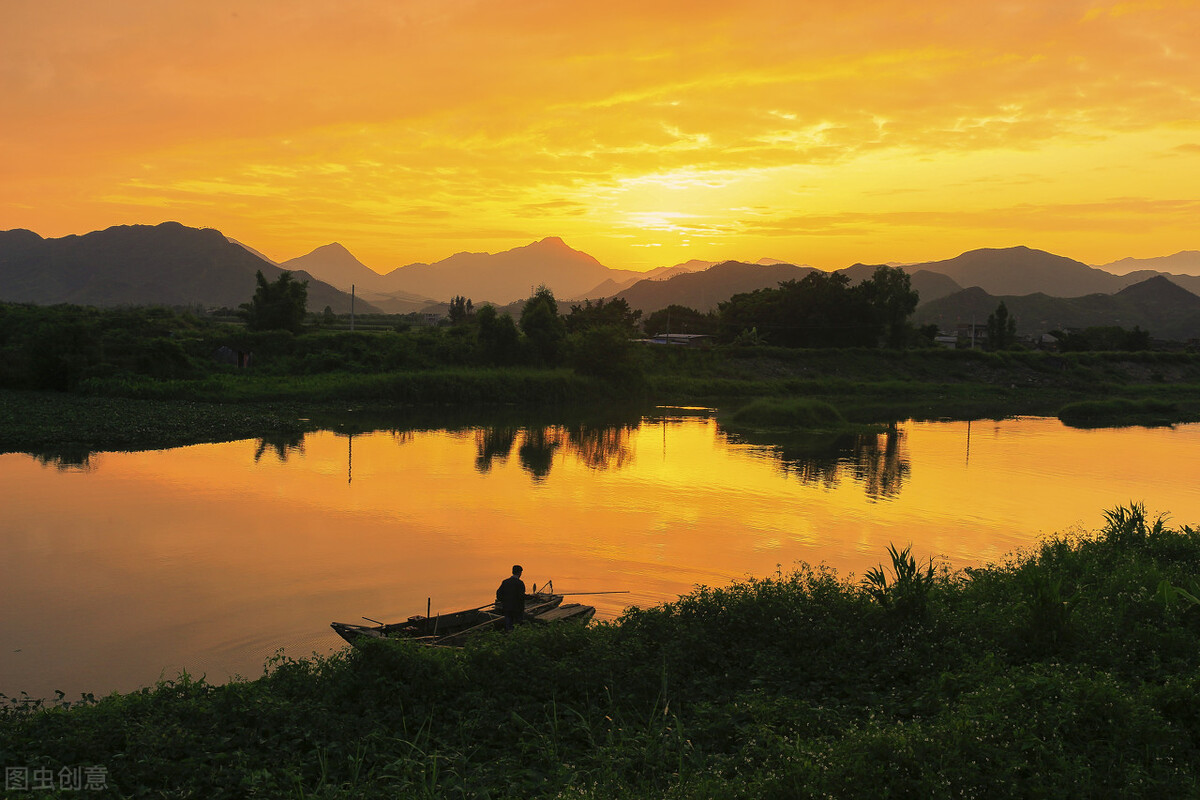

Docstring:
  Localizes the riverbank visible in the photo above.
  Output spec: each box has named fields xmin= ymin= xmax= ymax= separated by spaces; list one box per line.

xmin=3 ymin=504 xmax=1198 ymax=798
xmin=4 ymin=348 xmax=1200 ymax=456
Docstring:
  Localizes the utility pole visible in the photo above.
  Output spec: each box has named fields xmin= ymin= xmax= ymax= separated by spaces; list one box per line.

xmin=351 ymin=284 xmax=356 ymax=331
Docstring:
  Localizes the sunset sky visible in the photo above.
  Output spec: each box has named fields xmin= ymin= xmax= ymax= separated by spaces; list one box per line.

xmin=3 ymin=0 xmax=1199 ymax=272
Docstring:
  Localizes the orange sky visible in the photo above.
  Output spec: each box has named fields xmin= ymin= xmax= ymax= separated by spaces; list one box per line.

xmin=3 ymin=0 xmax=1199 ymax=271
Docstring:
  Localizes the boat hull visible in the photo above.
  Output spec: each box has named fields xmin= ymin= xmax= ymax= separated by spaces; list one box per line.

xmin=331 ymin=592 xmax=593 ymax=648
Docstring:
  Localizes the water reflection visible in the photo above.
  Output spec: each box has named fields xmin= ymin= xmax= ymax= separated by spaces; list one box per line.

xmin=7 ymin=413 xmax=1200 ymax=701
xmin=253 ymin=431 xmax=305 ymax=463
xmin=473 ymin=423 xmax=637 ymax=478
xmin=518 ymin=426 xmax=561 ymax=481
xmin=475 ymin=427 xmax=517 ymax=473
xmin=721 ymin=426 xmax=910 ymax=499
xmin=33 ymin=449 xmax=99 ymax=471
xmin=567 ymin=423 xmax=635 ymax=470
xmin=16 ymin=405 xmax=909 ymax=497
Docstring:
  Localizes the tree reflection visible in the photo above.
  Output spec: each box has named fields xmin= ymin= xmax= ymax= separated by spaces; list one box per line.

xmin=472 ymin=422 xmax=637 ymax=478
xmin=724 ymin=425 xmax=910 ymax=499
xmin=253 ymin=431 xmax=306 ymax=463
xmin=32 ymin=448 xmax=98 ymax=472
xmin=565 ymin=423 xmax=635 ymax=470
xmin=475 ymin=427 xmax=517 ymax=473
xmin=518 ymin=426 xmax=564 ymax=481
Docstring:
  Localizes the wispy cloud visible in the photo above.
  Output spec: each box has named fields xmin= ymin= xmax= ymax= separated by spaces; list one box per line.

xmin=2 ymin=0 xmax=1198 ymax=268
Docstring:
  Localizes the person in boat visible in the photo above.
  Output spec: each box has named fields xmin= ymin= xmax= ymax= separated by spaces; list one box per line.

xmin=496 ymin=565 xmax=526 ymax=631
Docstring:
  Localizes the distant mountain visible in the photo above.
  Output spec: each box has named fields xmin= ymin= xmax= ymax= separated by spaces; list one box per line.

xmin=616 ymin=261 xmax=817 ymax=314
xmin=228 ymin=238 xmax=279 ymax=265
xmin=0 ymin=222 xmax=373 ymax=313
xmin=573 ymin=264 xmax=698 ymax=301
xmin=1116 ymin=269 xmax=1200 ymax=297
xmin=906 ymin=246 xmax=1134 ymax=297
xmin=912 ymin=275 xmax=1200 ymax=341
xmin=1096 ymin=251 xmax=1200 ymax=276
xmin=380 ymin=237 xmax=618 ymax=305
xmin=281 ymin=243 xmax=392 ymax=295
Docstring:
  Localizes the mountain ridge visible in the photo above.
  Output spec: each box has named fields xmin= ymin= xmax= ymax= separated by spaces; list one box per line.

xmin=0 ymin=222 xmax=374 ymax=313
xmin=912 ymin=275 xmax=1200 ymax=341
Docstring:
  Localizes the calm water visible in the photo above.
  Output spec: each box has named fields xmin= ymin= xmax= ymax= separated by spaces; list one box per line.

xmin=4 ymin=410 xmax=1200 ymax=700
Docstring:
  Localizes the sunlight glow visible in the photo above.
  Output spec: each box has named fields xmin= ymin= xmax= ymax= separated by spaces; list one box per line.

xmin=2 ymin=0 xmax=1198 ymax=269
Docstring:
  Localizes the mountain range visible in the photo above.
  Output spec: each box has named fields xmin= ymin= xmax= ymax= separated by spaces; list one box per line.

xmin=3 ymin=221 xmax=1199 ymax=339
xmin=913 ymin=276 xmax=1200 ymax=342
xmin=0 ymin=222 xmax=373 ymax=313
xmin=274 ymin=237 xmax=687 ymax=312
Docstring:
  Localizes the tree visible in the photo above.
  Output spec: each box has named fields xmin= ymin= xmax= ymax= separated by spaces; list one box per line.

xmin=860 ymin=266 xmax=919 ymax=348
xmin=564 ymin=297 xmax=642 ymax=336
xmin=519 ymin=285 xmax=566 ymax=365
xmin=240 ymin=270 xmax=308 ymax=333
xmin=475 ymin=304 xmax=521 ymax=365
xmin=986 ymin=301 xmax=1017 ymax=350
xmin=448 ymin=295 xmax=474 ymax=325
xmin=642 ymin=305 xmax=717 ymax=337
xmin=568 ymin=325 xmax=645 ymax=387
xmin=717 ymin=271 xmax=878 ymax=348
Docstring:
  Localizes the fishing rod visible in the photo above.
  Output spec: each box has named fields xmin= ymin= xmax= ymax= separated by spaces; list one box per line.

xmin=554 ymin=591 xmax=630 ymax=596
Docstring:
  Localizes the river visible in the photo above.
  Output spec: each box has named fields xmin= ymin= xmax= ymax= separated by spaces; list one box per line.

xmin=4 ymin=409 xmax=1199 ymax=700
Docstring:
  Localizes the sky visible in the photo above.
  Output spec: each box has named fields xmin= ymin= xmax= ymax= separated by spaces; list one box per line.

xmin=3 ymin=0 xmax=1199 ymax=272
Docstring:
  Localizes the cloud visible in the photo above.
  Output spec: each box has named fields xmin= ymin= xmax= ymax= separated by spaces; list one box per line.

xmin=3 ymin=0 xmax=1199 ymax=267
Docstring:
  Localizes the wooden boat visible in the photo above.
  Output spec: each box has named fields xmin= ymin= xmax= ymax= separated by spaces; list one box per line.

xmin=331 ymin=583 xmax=596 ymax=648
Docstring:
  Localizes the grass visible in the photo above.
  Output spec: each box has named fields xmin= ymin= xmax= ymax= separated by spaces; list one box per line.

xmin=1058 ymin=397 xmax=1192 ymax=428
xmin=4 ymin=504 xmax=1200 ymax=798
xmin=724 ymin=397 xmax=847 ymax=429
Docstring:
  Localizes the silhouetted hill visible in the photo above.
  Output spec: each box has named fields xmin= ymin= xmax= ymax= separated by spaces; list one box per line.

xmin=228 ymin=238 xmax=279 ymax=266
xmin=908 ymin=246 xmax=1129 ymax=297
xmin=281 ymin=243 xmax=392 ymax=295
xmin=1097 ymin=251 xmax=1200 ymax=276
xmin=573 ymin=264 xmax=698 ymax=301
xmin=0 ymin=222 xmax=372 ymax=313
xmin=380 ymin=237 xmax=617 ymax=305
xmin=616 ymin=261 xmax=816 ymax=314
xmin=836 ymin=263 xmax=963 ymax=304
xmin=912 ymin=275 xmax=1200 ymax=341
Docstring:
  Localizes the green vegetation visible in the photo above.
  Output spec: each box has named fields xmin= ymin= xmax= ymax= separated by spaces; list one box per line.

xmin=1058 ymin=397 xmax=1185 ymax=428
xmin=5 ymin=504 xmax=1200 ymax=798
xmin=724 ymin=397 xmax=847 ymax=430
xmin=1051 ymin=325 xmax=1153 ymax=352
xmin=241 ymin=270 xmax=309 ymax=333
xmin=4 ymin=299 xmax=1200 ymax=461
xmin=986 ymin=299 xmax=1018 ymax=350
xmin=717 ymin=265 xmax=919 ymax=348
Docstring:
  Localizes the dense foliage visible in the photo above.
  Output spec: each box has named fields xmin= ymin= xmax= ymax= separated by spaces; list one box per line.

xmin=4 ymin=505 xmax=1200 ymax=798
xmin=717 ymin=266 xmax=918 ymax=348
xmin=240 ymin=270 xmax=309 ymax=333
xmin=1051 ymin=326 xmax=1153 ymax=352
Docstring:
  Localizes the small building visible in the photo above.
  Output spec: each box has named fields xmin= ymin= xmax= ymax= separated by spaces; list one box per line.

xmin=955 ymin=322 xmax=988 ymax=349
xmin=645 ymin=333 xmax=711 ymax=348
